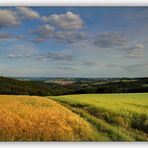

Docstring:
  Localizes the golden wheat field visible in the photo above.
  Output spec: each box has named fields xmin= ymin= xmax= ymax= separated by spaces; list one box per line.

xmin=0 ymin=95 xmax=98 ymax=141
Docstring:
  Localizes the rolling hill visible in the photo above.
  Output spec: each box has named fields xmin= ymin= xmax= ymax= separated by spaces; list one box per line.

xmin=52 ymin=93 xmax=148 ymax=141
xmin=0 ymin=95 xmax=100 ymax=141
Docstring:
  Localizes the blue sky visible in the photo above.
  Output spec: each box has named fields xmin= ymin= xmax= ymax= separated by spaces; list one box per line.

xmin=0 ymin=7 xmax=148 ymax=77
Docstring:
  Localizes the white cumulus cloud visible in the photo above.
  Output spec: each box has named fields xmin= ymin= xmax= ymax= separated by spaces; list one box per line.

xmin=42 ymin=11 xmax=83 ymax=30
xmin=0 ymin=9 xmax=20 ymax=28
xmin=17 ymin=7 xmax=40 ymax=19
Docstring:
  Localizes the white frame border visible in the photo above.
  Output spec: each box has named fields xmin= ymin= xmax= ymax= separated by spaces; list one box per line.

xmin=0 ymin=0 xmax=148 ymax=6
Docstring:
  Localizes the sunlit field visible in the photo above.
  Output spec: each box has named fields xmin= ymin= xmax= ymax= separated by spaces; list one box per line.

xmin=52 ymin=93 xmax=148 ymax=141
xmin=0 ymin=94 xmax=148 ymax=141
xmin=0 ymin=95 xmax=99 ymax=141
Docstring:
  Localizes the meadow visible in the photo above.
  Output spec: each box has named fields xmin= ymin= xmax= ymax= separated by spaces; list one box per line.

xmin=0 ymin=95 xmax=98 ymax=141
xmin=0 ymin=93 xmax=147 ymax=141
xmin=51 ymin=93 xmax=148 ymax=141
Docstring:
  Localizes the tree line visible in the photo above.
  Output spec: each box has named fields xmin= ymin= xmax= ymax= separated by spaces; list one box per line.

xmin=0 ymin=76 xmax=148 ymax=96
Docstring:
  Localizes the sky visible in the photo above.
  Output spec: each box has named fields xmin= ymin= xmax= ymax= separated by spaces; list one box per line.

xmin=0 ymin=7 xmax=148 ymax=77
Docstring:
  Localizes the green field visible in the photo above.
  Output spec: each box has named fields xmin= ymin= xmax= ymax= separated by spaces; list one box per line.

xmin=51 ymin=93 xmax=148 ymax=141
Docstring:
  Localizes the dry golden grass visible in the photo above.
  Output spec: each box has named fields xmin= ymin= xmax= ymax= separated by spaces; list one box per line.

xmin=0 ymin=95 xmax=96 ymax=141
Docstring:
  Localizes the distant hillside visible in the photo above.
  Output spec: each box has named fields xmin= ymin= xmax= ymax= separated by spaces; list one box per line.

xmin=0 ymin=76 xmax=72 ymax=96
xmin=0 ymin=76 xmax=148 ymax=96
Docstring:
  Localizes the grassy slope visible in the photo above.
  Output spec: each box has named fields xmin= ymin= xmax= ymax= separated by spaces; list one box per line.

xmin=0 ymin=95 xmax=103 ymax=141
xmin=51 ymin=93 xmax=148 ymax=141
